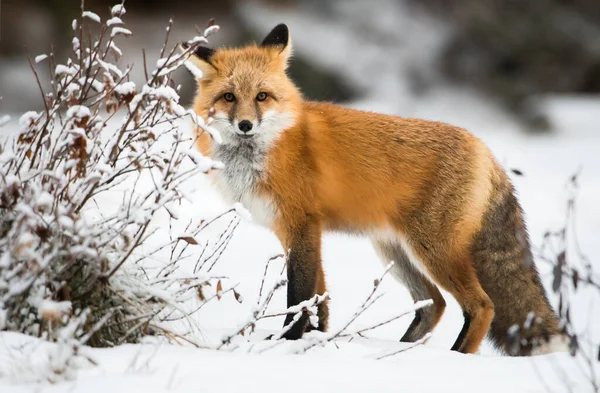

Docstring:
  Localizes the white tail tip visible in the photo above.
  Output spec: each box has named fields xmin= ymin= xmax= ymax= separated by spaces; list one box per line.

xmin=531 ymin=335 xmax=570 ymax=356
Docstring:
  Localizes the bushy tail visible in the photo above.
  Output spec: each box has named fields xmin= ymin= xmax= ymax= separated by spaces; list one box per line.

xmin=471 ymin=178 xmax=566 ymax=356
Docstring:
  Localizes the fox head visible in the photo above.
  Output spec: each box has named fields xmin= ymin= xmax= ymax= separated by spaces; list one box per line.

xmin=183 ymin=24 xmax=301 ymax=146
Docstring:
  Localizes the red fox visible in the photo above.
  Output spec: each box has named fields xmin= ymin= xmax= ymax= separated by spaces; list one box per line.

xmin=183 ymin=24 xmax=566 ymax=355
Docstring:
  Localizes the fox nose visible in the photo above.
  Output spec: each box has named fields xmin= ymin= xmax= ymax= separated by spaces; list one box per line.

xmin=238 ymin=120 xmax=253 ymax=133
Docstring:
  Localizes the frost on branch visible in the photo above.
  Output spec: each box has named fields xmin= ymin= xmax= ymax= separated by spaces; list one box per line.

xmin=0 ymin=3 xmax=229 ymax=353
xmin=82 ymin=11 xmax=101 ymax=24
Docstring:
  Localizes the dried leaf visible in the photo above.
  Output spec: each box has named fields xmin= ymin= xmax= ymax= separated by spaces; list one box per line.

xmin=233 ymin=289 xmax=242 ymax=303
xmin=557 ymin=251 xmax=566 ymax=267
xmin=197 ymin=286 xmax=205 ymax=302
xmin=178 ymin=236 xmax=199 ymax=245
xmin=570 ymin=172 xmax=578 ymax=186
xmin=558 ymin=293 xmax=563 ymax=315
xmin=569 ymin=334 xmax=579 ymax=357
xmin=216 ymin=280 xmax=223 ymax=300
xmin=552 ymin=263 xmax=562 ymax=293
xmin=510 ymin=168 xmax=524 ymax=176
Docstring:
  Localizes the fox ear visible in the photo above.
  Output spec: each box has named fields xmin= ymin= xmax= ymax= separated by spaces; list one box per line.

xmin=180 ymin=42 xmax=217 ymax=78
xmin=261 ymin=24 xmax=289 ymax=48
xmin=261 ymin=24 xmax=292 ymax=66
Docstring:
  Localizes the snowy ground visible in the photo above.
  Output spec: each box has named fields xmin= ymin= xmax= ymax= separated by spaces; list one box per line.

xmin=2 ymin=1 xmax=600 ymax=392
xmin=0 ymin=331 xmax=592 ymax=393
xmin=1 ymin=89 xmax=599 ymax=391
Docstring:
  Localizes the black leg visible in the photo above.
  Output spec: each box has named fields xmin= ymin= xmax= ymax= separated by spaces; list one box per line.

xmin=451 ymin=310 xmax=472 ymax=351
xmin=280 ymin=217 xmax=322 ymax=340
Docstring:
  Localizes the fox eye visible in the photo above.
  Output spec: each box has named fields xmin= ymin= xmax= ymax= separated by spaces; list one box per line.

xmin=223 ymin=92 xmax=236 ymax=102
xmin=256 ymin=92 xmax=268 ymax=102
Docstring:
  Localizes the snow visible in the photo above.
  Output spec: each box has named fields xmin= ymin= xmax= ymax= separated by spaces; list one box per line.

xmin=0 ymin=309 xmax=6 ymax=330
xmin=37 ymin=300 xmax=72 ymax=319
xmin=233 ymin=202 xmax=252 ymax=221
xmin=189 ymin=35 xmax=208 ymax=45
xmin=97 ymin=58 xmax=123 ymax=78
xmin=201 ymin=123 xmax=223 ymax=145
xmin=72 ymin=37 xmax=80 ymax=52
xmin=156 ymin=57 xmax=169 ymax=68
xmin=1 ymin=2 xmax=599 ymax=392
xmin=66 ymin=105 xmax=91 ymax=119
xmin=204 ymin=25 xmax=220 ymax=37
xmin=34 ymin=54 xmax=48 ymax=64
xmin=65 ymin=82 xmax=80 ymax=96
xmin=107 ymin=41 xmax=122 ymax=57
xmin=186 ymin=109 xmax=223 ymax=145
xmin=55 ymin=64 xmax=73 ymax=76
xmin=5 ymin=93 xmax=596 ymax=390
xmin=114 ymin=81 xmax=136 ymax=96
xmin=154 ymin=86 xmax=179 ymax=102
xmin=111 ymin=4 xmax=126 ymax=17
xmin=18 ymin=111 xmax=40 ymax=127
xmin=111 ymin=26 xmax=132 ymax=38
xmin=0 ymin=332 xmax=592 ymax=392
xmin=183 ymin=59 xmax=204 ymax=79
xmin=36 ymin=192 xmax=54 ymax=211
xmin=186 ymin=149 xmax=222 ymax=173
xmin=0 ymin=115 xmax=11 ymax=127
xmin=106 ymin=17 xmax=123 ymax=27
xmin=58 ymin=215 xmax=74 ymax=229
xmin=82 ymin=11 xmax=101 ymax=24
xmin=88 ymin=78 xmax=104 ymax=93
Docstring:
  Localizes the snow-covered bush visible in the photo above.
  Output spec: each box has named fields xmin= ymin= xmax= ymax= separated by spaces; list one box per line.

xmin=0 ymin=3 xmax=428 ymax=364
xmin=540 ymin=174 xmax=600 ymax=389
xmin=0 ymin=3 xmax=227 ymax=349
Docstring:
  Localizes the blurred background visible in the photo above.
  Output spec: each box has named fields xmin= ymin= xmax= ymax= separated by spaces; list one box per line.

xmin=2 ymin=0 xmax=600 ymax=132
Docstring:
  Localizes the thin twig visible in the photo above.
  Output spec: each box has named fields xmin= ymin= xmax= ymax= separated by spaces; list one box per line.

xmin=376 ymin=333 xmax=432 ymax=360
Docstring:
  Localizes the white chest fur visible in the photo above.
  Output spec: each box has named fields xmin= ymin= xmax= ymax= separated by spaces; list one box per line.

xmin=212 ymin=142 xmax=277 ymax=229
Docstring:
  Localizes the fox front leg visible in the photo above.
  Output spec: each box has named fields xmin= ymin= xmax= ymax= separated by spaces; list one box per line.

xmin=279 ymin=216 xmax=328 ymax=339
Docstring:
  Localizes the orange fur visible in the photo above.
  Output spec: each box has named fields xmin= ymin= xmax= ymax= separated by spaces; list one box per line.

xmin=187 ymin=24 xmax=561 ymax=355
